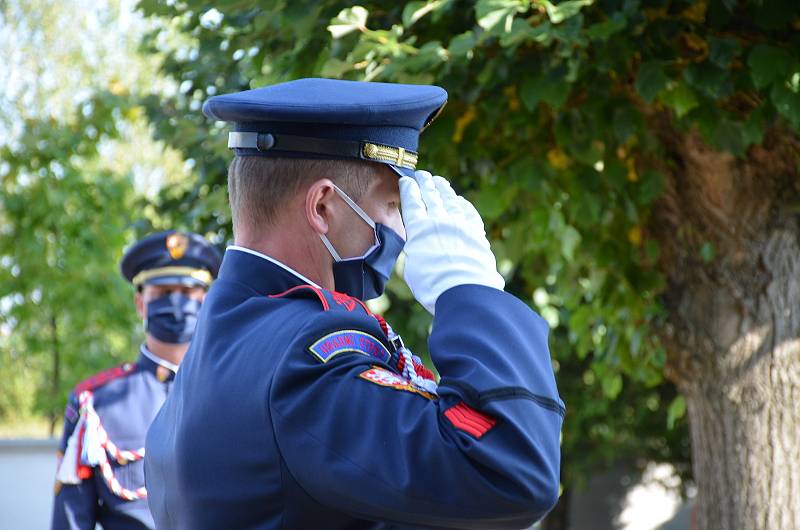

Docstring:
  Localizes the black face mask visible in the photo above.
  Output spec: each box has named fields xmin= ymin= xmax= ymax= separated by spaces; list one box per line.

xmin=145 ymin=292 xmax=201 ymax=344
xmin=320 ymin=184 xmax=405 ymax=301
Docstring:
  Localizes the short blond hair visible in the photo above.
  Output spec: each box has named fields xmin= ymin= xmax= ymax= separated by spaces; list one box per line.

xmin=228 ymin=156 xmax=384 ymax=235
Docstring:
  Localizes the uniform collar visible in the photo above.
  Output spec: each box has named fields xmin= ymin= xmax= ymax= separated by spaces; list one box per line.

xmin=138 ymin=345 xmax=178 ymax=383
xmin=220 ymin=246 xmax=320 ymax=295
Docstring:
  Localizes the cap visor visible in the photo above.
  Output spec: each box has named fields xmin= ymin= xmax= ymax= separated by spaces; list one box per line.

xmin=389 ymin=165 xmax=415 ymax=178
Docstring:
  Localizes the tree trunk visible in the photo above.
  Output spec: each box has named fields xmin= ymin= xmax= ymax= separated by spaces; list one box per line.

xmin=49 ymin=313 xmax=61 ymax=437
xmin=652 ymin=126 xmax=800 ymax=530
xmin=541 ymin=484 xmax=570 ymax=530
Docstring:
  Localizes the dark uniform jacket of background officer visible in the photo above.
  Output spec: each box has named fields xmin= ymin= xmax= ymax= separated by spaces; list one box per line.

xmin=146 ymin=248 xmax=565 ymax=529
xmin=52 ymin=350 xmax=174 ymax=530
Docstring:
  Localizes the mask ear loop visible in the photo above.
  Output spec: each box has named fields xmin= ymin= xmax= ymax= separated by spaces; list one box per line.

xmin=331 ymin=183 xmax=376 ymax=229
xmin=319 ymin=183 xmax=381 ymax=262
xmin=319 ymin=234 xmax=342 ymax=262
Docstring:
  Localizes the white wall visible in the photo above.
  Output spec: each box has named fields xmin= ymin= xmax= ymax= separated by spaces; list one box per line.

xmin=0 ymin=439 xmax=58 ymax=530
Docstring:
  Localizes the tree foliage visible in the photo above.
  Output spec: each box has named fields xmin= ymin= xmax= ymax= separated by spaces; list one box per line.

xmin=0 ymin=92 xmax=142 ymax=430
xmin=141 ymin=0 xmax=800 ymax=500
xmin=0 ymin=0 xmax=191 ymax=433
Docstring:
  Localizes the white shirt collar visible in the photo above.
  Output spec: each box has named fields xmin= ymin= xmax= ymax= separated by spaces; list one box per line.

xmin=226 ymin=245 xmax=321 ymax=288
xmin=140 ymin=345 xmax=179 ymax=373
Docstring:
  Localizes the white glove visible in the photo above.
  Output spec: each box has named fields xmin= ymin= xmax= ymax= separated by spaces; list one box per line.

xmin=399 ymin=170 xmax=505 ymax=314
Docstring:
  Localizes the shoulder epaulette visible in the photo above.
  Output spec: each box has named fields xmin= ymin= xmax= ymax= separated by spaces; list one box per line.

xmin=74 ymin=363 xmax=137 ymax=394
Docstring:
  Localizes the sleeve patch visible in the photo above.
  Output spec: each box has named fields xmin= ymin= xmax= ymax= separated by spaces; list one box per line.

xmin=444 ymin=402 xmax=497 ymax=438
xmin=308 ymin=330 xmax=391 ymax=364
xmin=358 ymin=367 xmax=435 ymax=400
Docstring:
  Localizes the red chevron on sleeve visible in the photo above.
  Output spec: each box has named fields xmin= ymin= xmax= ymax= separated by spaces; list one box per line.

xmin=444 ymin=402 xmax=497 ymax=439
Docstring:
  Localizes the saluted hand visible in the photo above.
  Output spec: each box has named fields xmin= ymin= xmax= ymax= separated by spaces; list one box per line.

xmin=399 ymin=170 xmax=505 ymax=314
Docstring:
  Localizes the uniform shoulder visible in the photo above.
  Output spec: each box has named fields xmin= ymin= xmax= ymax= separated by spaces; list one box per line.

xmin=73 ymin=362 xmax=138 ymax=395
xmin=269 ymin=285 xmax=393 ymax=363
xmin=270 ymin=285 xmax=383 ymax=326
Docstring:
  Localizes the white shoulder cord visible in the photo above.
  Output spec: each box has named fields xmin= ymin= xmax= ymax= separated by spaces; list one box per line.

xmin=384 ymin=322 xmax=439 ymax=396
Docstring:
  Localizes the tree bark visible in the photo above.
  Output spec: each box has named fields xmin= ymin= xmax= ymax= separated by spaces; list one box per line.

xmin=541 ymin=485 xmax=570 ymax=530
xmin=652 ymin=126 xmax=800 ymax=530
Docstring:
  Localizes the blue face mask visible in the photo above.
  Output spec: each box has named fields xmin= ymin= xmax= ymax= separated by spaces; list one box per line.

xmin=320 ymin=184 xmax=405 ymax=301
xmin=145 ymin=292 xmax=202 ymax=344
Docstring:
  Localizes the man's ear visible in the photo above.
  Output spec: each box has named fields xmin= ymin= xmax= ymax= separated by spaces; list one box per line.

xmin=304 ymin=178 xmax=337 ymax=235
xmin=134 ymin=290 xmax=145 ymax=319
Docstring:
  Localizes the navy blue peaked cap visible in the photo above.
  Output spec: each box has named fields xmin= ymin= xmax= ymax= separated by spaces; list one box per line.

xmin=120 ymin=231 xmax=222 ymax=288
xmin=203 ymin=78 xmax=448 ymax=177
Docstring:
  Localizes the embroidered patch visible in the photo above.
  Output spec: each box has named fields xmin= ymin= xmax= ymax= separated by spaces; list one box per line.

xmin=309 ymin=331 xmax=391 ymax=364
xmin=358 ymin=367 xmax=435 ymax=400
xmin=444 ymin=402 xmax=497 ymax=439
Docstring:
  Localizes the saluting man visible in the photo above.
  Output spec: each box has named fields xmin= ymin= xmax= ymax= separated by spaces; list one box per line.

xmin=146 ymin=78 xmax=565 ymax=529
xmin=51 ymin=230 xmax=221 ymax=530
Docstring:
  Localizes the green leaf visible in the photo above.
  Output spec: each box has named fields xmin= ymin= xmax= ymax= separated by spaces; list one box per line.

xmin=403 ymin=41 xmax=447 ymax=72
xmin=328 ymin=6 xmax=368 ymax=39
xmin=602 ymin=373 xmax=623 ymax=399
xmin=645 ymin=239 xmax=660 ymax=262
xmin=561 ymin=226 xmax=582 ymax=261
xmin=747 ymin=44 xmax=793 ymax=89
xmin=659 ymin=80 xmax=699 ymax=118
xmin=635 ymin=61 xmax=669 ymax=103
xmin=712 ymin=120 xmax=748 ymax=157
xmin=683 ymin=62 xmax=732 ymax=98
xmin=637 ymin=170 xmax=664 ymax=205
xmin=742 ymin=107 xmax=766 ymax=146
xmin=709 ymin=36 xmax=741 ymax=68
xmin=475 ymin=185 xmax=511 ymax=220
xmin=520 ymin=72 xmax=570 ymax=110
xmin=537 ymin=0 xmax=595 ymax=24
xmin=499 ymin=17 xmax=554 ymax=48
xmin=612 ymin=106 xmax=640 ymax=143
xmin=320 ymin=58 xmax=353 ymax=78
xmin=771 ymin=82 xmax=800 ymax=131
xmin=448 ymin=31 xmax=476 ymax=57
xmin=585 ymin=14 xmax=626 ymax=41
xmin=475 ymin=0 xmax=528 ymax=31
xmin=667 ymin=396 xmax=686 ymax=430
xmin=402 ymin=0 xmax=450 ymax=27
xmin=540 ymin=305 xmax=560 ymax=328
xmin=569 ymin=305 xmax=594 ymax=334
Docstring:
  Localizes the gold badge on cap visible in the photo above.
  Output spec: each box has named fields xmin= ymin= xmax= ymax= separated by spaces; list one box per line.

xmin=166 ymin=233 xmax=189 ymax=260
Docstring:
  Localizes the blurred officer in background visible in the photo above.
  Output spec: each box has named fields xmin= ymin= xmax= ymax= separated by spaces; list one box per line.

xmin=51 ymin=230 xmax=221 ymax=530
xmin=146 ymin=78 xmax=565 ymax=529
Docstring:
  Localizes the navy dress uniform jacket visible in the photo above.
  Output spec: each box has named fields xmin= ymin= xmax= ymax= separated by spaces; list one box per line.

xmin=52 ymin=350 xmax=176 ymax=530
xmin=145 ymin=248 xmax=565 ymax=529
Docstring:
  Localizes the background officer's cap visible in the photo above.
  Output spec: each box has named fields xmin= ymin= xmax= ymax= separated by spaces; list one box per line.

xmin=203 ymin=78 xmax=448 ymax=177
xmin=120 ymin=231 xmax=222 ymax=289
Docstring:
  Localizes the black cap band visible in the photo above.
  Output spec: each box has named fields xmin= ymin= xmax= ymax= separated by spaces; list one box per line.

xmin=227 ymin=132 xmax=418 ymax=170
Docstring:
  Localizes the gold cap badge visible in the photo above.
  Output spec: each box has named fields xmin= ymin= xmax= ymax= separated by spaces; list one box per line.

xmin=166 ymin=233 xmax=189 ymax=260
